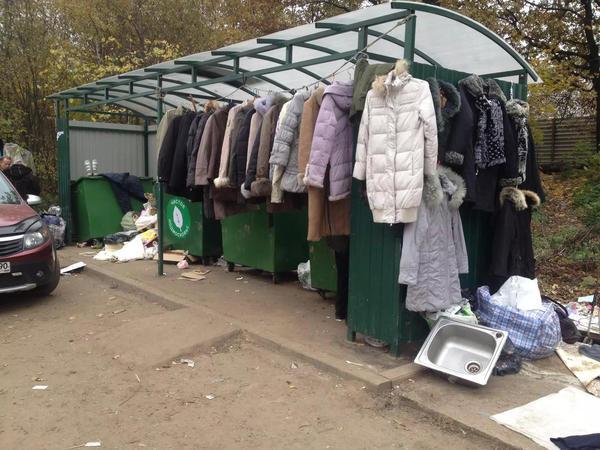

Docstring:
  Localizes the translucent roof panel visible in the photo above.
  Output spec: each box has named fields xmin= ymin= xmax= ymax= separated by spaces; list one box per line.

xmin=51 ymin=1 xmax=538 ymax=119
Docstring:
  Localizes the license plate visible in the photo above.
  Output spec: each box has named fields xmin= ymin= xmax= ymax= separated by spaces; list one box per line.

xmin=0 ymin=262 xmax=10 ymax=274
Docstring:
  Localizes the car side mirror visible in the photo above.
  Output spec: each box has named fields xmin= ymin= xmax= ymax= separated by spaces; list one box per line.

xmin=26 ymin=194 xmax=42 ymax=206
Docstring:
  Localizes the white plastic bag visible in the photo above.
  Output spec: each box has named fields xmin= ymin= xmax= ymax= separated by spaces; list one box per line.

xmin=491 ymin=276 xmax=543 ymax=311
xmin=297 ymin=261 xmax=315 ymax=291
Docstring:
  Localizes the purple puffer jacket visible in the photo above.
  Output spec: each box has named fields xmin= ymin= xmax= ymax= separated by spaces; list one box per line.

xmin=304 ymin=80 xmax=354 ymax=201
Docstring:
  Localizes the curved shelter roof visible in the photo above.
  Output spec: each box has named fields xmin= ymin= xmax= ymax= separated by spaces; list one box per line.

xmin=49 ymin=1 xmax=539 ymax=119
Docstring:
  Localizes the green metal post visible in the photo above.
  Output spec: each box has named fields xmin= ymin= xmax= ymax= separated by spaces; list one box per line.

xmin=143 ymin=119 xmax=149 ymax=176
xmin=157 ymin=75 xmax=165 ymax=276
xmin=403 ymin=11 xmax=416 ymax=62
xmin=56 ymin=99 xmax=72 ymax=243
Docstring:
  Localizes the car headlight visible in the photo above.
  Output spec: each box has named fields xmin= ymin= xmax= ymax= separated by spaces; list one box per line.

xmin=23 ymin=219 xmax=50 ymax=250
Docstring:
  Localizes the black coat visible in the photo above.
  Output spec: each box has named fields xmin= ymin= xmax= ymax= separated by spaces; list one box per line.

xmin=489 ymin=187 xmax=540 ymax=293
xmin=4 ymin=164 xmax=40 ymax=198
xmin=518 ymin=126 xmax=545 ymax=202
xmin=445 ymin=76 xmax=517 ymax=213
xmin=233 ymin=108 xmax=256 ymax=189
xmin=168 ymin=112 xmax=196 ymax=196
xmin=157 ymin=115 xmax=182 ymax=183
xmin=244 ymin=121 xmax=263 ymax=190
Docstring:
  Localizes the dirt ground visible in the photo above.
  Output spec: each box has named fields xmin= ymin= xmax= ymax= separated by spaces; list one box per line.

xmin=0 ymin=271 xmax=504 ymax=449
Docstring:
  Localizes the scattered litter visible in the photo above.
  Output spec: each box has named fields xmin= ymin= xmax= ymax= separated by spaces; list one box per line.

xmin=335 ymin=384 xmax=343 ymax=388
xmin=393 ymin=418 xmax=407 ymax=429
xmin=236 ymin=276 xmax=244 ymax=281
xmin=212 ymin=378 xmax=225 ymax=383
xmin=178 ymin=270 xmax=208 ymax=281
xmin=205 ymin=394 xmax=215 ymax=400
xmin=460 ymin=429 xmax=467 ymax=436
xmin=180 ymin=359 xmax=195 ymax=368
xmin=32 ymin=376 xmax=43 ymax=382
xmin=286 ymin=381 xmax=296 ymax=389
xmin=579 ymin=295 xmax=595 ymax=303
xmin=556 ymin=343 xmax=600 ymax=397
xmin=361 ymin=386 xmax=367 ymax=390
xmin=32 ymin=385 xmax=48 ymax=390
xmin=96 ymin=313 xmax=104 ymax=318
xmin=60 ymin=261 xmax=86 ymax=275
xmin=112 ymin=355 xmax=120 ymax=360
xmin=408 ymin=379 xmax=415 ymax=383
xmin=345 ymin=360 xmax=364 ymax=367
xmin=108 ymin=296 xmax=116 ymax=301
xmin=112 ymin=309 xmax=126 ymax=315
xmin=67 ymin=441 xmax=101 ymax=449
xmin=135 ymin=373 xmax=141 ymax=383
xmin=69 ymin=316 xmax=76 ymax=320
xmin=177 ymin=259 xmax=189 ymax=269
xmin=291 ymin=362 xmax=298 ymax=369
xmin=234 ymin=289 xmax=240 ymax=293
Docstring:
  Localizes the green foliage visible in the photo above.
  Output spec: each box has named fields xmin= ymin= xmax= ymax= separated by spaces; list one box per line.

xmin=573 ymin=153 xmax=600 ymax=228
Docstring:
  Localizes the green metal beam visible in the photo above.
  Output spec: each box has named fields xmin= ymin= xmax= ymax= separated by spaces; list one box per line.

xmin=390 ymin=2 xmax=538 ymax=81
xmin=315 ymin=9 xmax=411 ymax=31
xmin=366 ymin=29 xmax=441 ymax=67
xmin=256 ymin=29 xmax=337 ymax=45
xmin=480 ymin=69 xmax=527 ymax=79
xmin=63 ymin=50 xmax=356 ymax=112
xmin=403 ymin=11 xmax=416 ymax=62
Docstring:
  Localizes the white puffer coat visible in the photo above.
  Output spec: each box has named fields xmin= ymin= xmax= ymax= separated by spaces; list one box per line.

xmin=353 ymin=61 xmax=438 ymax=223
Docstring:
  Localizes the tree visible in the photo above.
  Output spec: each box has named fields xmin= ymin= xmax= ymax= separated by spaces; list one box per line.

xmin=442 ymin=0 xmax=600 ymax=152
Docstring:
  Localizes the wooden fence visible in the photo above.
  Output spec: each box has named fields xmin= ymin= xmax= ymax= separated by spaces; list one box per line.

xmin=534 ymin=116 xmax=597 ymax=169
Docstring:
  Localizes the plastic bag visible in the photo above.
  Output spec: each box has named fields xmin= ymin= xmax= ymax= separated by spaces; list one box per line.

xmin=113 ymin=234 xmax=145 ymax=262
xmin=120 ymin=211 xmax=137 ymax=231
xmin=478 ymin=286 xmax=561 ymax=360
xmin=297 ymin=261 xmax=315 ymax=291
xmin=490 ymin=276 xmax=543 ymax=311
xmin=424 ymin=300 xmax=478 ymax=328
xmin=135 ymin=214 xmax=157 ymax=229
xmin=42 ymin=215 xmax=66 ymax=249
xmin=104 ymin=230 xmax=139 ymax=245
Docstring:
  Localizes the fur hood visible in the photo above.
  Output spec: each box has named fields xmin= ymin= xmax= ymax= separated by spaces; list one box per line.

xmin=506 ymin=99 xmax=529 ymax=120
xmin=372 ymin=60 xmax=411 ymax=97
xmin=254 ymin=93 xmax=288 ymax=116
xmin=423 ymin=165 xmax=466 ymax=210
xmin=459 ymin=74 xmax=506 ymax=103
xmin=427 ymin=78 xmax=461 ymax=134
xmin=499 ymin=186 xmax=540 ymax=211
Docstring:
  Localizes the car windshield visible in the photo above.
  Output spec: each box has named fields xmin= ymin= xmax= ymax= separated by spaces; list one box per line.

xmin=0 ymin=173 xmax=21 ymax=204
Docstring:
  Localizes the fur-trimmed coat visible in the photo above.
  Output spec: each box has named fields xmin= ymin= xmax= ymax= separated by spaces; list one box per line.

xmin=398 ymin=165 xmax=469 ymax=312
xmin=353 ymin=60 xmax=438 ymax=224
xmin=489 ymin=186 xmax=540 ymax=292
xmin=445 ymin=75 xmax=518 ymax=213
xmin=426 ymin=78 xmax=461 ymax=165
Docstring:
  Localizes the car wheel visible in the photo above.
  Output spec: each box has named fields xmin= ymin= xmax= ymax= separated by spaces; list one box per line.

xmin=34 ymin=256 xmax=60 ymax=296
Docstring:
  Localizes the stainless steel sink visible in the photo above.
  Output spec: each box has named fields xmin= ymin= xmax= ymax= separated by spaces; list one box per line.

xmin=414 ymin=318 xmax=508 ymax=386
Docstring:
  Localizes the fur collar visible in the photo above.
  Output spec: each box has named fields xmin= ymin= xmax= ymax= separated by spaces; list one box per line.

xmin=427 ymin=78 xmax=461 ymax=134
xmin=499 ymin=187 xmax=540 ymax=211
xmin=423 ymin=165 xmax=466 ymax=210
xmin=506 ymin=99 xmax=529 ymax=120
xmin=459 ymin=74 xmax=506 ymax=103
xmin=372 ymin=59 xmax=412 ymax=97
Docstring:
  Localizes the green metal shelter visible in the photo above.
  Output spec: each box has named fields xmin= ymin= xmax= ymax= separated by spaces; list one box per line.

xmin=50 ymin=1 xmax=538 ymax=350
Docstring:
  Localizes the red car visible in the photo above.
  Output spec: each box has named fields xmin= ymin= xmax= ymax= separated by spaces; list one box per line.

xmin=0 ymin=171 xmax=59 ymax=295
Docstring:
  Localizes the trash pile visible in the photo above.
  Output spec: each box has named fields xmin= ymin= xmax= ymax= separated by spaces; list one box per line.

xmin=88 ymin=193 xmax=159 ymax=263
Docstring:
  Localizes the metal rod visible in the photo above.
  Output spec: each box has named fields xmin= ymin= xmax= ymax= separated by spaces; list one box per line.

xmin=143 ymin=119 xmax=149 ymax=176
xmin=403 ymin=11 xmax=416 ymax=62
xmin=156 ymin=76 xmax=164 ymax=277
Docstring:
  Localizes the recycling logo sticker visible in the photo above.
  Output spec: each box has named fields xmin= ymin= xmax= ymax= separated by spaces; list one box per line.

xmin=167 ymin=198 xmax=191 ymax=239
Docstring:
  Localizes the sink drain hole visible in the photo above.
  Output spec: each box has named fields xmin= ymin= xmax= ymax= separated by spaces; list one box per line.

xmin=465 ymin=361 xmax=481 ymax=374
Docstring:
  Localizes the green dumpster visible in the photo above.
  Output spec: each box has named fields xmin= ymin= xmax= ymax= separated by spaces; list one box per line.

xmin=221 ymin=203 xmax=309 ymax=283
xmin=346 ymin=62 xmax=523 ymax=356
xmin=309 ymin=238 xmax=337 ymax=294
xmin=72 ymin=175 xmax=153 ymax=242
xmin=162 ymin=192 xmax=222 ymax=261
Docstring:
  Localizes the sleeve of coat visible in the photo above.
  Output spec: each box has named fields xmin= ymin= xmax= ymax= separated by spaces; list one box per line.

xmin=398 ymin=207 xmax=429 ymax=285
xmin=304 ymin=97 xmax=334 ymax=188
xmin=444 ymin=88 xmax=472 ymax=168
xmin=498 ymin=105 xmax=521 ymax=187
xmin=269 ymin=101 xmax=298 ymax=167
xmin=490 ymin=204 xmax=516 ymax=277
xmin=352 ymin=94 xmax=370 ymax=181
xmin=194 ymin=116 xmax=214 ymax=186
xmin=451 ymin=210 xmax=469 ymax=274
xmin=418 ymin=85 xmax=438 ymax=176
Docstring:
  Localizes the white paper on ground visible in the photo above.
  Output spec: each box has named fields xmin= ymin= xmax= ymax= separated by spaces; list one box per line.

xmin=84 ymin=443 xmax=101 ymax=447
xmin=491 ymin=386 xmax=600 ymax=449
xmin=60 ymin=262 xmax=86 ymax=274
xmin=32 ymin=385 xmax=48 ymax=390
